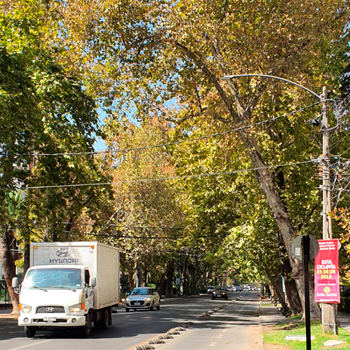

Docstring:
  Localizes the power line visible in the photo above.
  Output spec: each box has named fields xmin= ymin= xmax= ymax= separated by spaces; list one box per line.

xmin=85 ymin=233 xmax=227 ymax=240
xmin=28 ymin=101 xmax=322 ymax=158
xmin=26 ymin=159 xmax=317 ymax=189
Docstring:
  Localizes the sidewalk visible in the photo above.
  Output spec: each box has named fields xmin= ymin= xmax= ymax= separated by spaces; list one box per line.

xmin=338 ymin=311 xmax=350 ymax=333
xmin=258 ymin=301 xmax=291 ymax=350
xmin=259 ymin=302 xmax=287 ymax=325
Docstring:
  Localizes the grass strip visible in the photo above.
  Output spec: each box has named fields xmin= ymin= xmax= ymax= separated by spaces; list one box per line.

xmin=263 ymin=321 xmax=350 ymax=349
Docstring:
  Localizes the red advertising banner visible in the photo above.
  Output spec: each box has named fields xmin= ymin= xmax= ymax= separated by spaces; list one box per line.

xmin=314 ymin=239 xmax=340 ymax=303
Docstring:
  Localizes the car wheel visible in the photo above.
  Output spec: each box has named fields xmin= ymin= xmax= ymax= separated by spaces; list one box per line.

xmin=150 ymin=302 xmax=154 ymax=311
xmin=125 ymin=307 xmax=130 ymax=312
xmin=24 ymin=326 xmax=36 ymax=338
xmin=156 ymin=302 xmax=160 ymax=310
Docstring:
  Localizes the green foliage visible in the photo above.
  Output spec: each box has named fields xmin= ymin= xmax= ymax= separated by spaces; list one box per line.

xmin=3 ymin=0 xmax=350 ymax=295
xmin=6 ymin=191 xmax=24 ymax=222
xmin=0 ymin=3 xmax=103 ymax=244
xmin=101 ymin=116 xmax=184 ymax=285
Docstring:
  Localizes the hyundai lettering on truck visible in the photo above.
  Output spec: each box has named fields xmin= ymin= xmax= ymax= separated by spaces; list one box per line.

xmin=12 ymin=241 xmax=120 ymax=337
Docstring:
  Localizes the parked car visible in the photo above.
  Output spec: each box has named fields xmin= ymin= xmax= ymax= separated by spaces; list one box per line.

xmin=125 ymin=287 xmax=160 ymax=312
xmin=227 ymin=285 xmax=234 ymax=292
xmin=211 ymin=286 xmax=228 ymax=300
xmin=207 ymin=286 xmax=215 ymax=294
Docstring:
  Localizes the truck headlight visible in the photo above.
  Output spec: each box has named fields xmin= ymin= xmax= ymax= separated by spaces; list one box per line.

xmin=69 ymin=303 xmax=84 ymax=313
xmin=20 ymin=304 xmax=32 ymax=313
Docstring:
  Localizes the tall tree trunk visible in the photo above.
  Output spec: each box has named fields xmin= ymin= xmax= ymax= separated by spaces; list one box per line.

xmin=137 ymin=263 xmax=146 ymax=287
xmin=279 ymin=233 xmax=303 ymax=315
xmin=246 ymin=144 xmax=320 ymax=319
xmin=0 ymin=227 xmax=19 ymax=315
xmin=281 ymin=254 xmax=303 ymax=315
xmin=64 ymin=217 xmax=74 ymax=240
xmin=165 ymin=261 xmax=174 ymax=297
xmin=182 ymin=254 xmax=189 ymax=295
xmin=157 ymin=260 xmax=175 ymax=298
xmin=266 ymin=269 xmax=290 ymax=316
xmin=127 ymin=266 xmax=134 ymax=291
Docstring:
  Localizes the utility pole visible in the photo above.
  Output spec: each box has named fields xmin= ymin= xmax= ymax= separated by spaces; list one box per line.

xmin=321 ymin=86 xmax=337 ymax=334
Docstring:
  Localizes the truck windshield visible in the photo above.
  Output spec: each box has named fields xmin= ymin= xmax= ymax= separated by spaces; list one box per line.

xmin=22 ymin=268 xmax=82 ymax=290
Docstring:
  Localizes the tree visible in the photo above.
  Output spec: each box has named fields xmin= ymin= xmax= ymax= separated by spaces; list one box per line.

xmin=101 ymin=116 xmax=184 ymax=290
xmin=0 ymin=2 xmax=100 ymax=313
xmin=170 ymin=116 xmax=304 ymax=314
xmin=39 ymin=0 xmax=349 ymax=316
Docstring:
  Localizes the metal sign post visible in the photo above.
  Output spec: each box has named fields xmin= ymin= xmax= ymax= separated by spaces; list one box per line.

xmin=292 ymin=234 xmax=319 ymax=350
xmin=302 ymin=235 xmax=311 ymax=350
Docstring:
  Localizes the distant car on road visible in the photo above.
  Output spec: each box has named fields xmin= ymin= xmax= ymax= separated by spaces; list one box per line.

xmin=211 ymin=287 xmax=228 ymax=300
xmin=227 ymin=285 xmax=234 ymax=292
xmin=207 ymin=286 xmax=215 ymax=294
xmin=125 ymin=287 xmax=160 ymax=312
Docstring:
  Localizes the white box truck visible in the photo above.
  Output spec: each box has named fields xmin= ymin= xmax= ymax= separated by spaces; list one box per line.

xmin=12 ymin=241 xmax=120 ymax=337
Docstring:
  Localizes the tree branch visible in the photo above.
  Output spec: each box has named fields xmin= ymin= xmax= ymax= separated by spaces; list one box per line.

xmin=174 ymin=41 xmax=238 ymax=123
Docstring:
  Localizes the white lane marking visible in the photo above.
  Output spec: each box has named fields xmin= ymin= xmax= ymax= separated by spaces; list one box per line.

xmin=222 ymin=328 xmax=228 ymax=332
xmin=209 ymin=342 xmax=217 ymax=347
xmin=8 ymin=339 xmax=52 ymax=350
xmin=217 ymin=334 xmax=223 ymax=338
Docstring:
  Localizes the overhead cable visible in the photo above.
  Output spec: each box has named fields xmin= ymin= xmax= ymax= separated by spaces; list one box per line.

xmin=29 ymin=101 xmax=322 ymax=158
xmin=26 ymin=159 xmax=316 ymax=189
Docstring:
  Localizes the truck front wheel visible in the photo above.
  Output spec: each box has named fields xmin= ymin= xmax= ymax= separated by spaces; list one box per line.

xmin=24 ymin=326 xmax=36 ymax=338
xmin=80 ymin=313 xmax=91 ymax=337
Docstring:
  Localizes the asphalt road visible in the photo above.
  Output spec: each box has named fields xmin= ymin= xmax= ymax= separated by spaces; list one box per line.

xmin=0 ymin=291 xmax=261 ymax=350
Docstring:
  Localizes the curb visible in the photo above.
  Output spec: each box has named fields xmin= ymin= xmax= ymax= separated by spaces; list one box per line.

xmin=132 ymin=326 xmax=187 ymax=350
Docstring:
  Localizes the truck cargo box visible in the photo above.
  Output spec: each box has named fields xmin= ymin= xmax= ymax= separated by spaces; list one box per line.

xmin=30 ymin=241 xmax=120 ymax=309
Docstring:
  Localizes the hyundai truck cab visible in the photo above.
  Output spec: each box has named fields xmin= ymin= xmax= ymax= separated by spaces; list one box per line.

xmin=14 ymin=265 xmax=94 ymax=337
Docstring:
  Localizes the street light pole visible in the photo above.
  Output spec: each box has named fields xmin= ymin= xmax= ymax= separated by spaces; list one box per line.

xmin=223 ymin=75 xmax=336 ymax=334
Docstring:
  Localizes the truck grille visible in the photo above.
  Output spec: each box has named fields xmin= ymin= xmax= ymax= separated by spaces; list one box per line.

xmin=36 ymin=306 xmax=65 ymax=314
xmin=33 ymin=318 xmax=68 ymax=323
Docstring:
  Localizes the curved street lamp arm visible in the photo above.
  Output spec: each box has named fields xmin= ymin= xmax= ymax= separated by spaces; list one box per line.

xmin=222 ymin=74 xmax=322 ymax=100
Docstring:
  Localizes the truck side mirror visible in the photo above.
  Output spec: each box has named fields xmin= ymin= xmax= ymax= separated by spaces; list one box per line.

xmin=12 ymin=277 xmax=20 ymax=294
xmin=12 ymin=277 xmax=19 ymax=288
xmin=90 ymin=277 xmax=96 ymax=288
